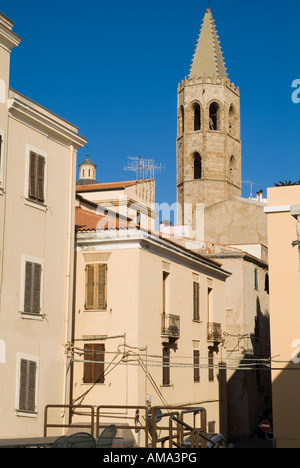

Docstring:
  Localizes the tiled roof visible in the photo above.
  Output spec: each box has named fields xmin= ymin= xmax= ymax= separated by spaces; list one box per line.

xmin=75 ymin=207 xmax=135 ymax=231
xmin=76 ymin=179 xmax=154 ymax=192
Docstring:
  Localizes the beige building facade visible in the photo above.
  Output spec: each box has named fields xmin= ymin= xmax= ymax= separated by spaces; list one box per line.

xmin=265 ymin=186 xmax=300 ymax=448
xmin=70 ymin=204 xmax=231 ymax=443
xmin=0 ymin=13 xmax=87 ymax=439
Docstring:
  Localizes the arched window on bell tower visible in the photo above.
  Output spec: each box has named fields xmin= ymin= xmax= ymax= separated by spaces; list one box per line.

xmin=194 ymin=153 xmax=202 ymax=180
xmin=229 ymin=105 xmax=236 ymax=136
xmin=193 ymin=103 xmax=201 ymax=131
xmin=179 ymin=105 xmax=184 ymax=135
xmin=209 ymin=102 xmax=220 ymax=131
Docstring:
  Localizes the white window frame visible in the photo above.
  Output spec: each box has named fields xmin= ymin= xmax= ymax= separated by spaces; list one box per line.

xmin=15 ymin=352 xmax=39 ymax=417
xmin=0 ymin=129 xmax=5 ymax=192
xmin=20 ymin=255 xmax=45 ymax=320
xmin=24 ymin=144 xmax=48 ymax=211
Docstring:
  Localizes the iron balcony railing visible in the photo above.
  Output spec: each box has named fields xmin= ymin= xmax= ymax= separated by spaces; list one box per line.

xmin=161 ymin=313 xmax=180 ymax=339
xmin=207 ymin=322 xmax=222 ymax=343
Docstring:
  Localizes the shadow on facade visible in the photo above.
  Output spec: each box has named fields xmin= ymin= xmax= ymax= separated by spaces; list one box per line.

xmin=218 ymin=297 xmax=272 ymax=442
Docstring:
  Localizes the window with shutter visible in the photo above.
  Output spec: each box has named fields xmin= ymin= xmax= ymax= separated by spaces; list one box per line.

xmin=19 ymin=358 xmax=37 ymax=412
xmin=23 ymin=260 xmax=42 ymax=315
xmin=83 ymin=344 xmax=105 ymax=384
xmin=162 ymin=347 xmax=170 ymax=386
xmin=85 ymin=264 xmax=107 ymax=310
xmin=28 ymin=151 xmax=45 ymax=204
xmin=193 ymin=281 xmax=200 ymax=321
xmin=97 ymin=264 xmax=107 ymax=309
xmin=193 ymin=350 xmax=200 ymax=383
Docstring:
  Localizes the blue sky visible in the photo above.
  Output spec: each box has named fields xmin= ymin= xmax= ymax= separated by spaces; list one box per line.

xmin=2 ymin=0 xmax=300 ymax=207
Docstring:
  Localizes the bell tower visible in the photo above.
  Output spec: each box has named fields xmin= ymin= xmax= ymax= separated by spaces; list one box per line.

xmin=176 ymin=8 xmax=241 ymax=227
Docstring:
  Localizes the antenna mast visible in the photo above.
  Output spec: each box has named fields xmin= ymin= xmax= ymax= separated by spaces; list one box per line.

xmin=124 ymin=157 xmax=163 ymax=180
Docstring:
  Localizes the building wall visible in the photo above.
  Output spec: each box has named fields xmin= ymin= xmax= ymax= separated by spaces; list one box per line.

xmin=72 ymin=232 xmax=229 ymax=441
xmin=266 ymin=186 xmax=300 ymax=448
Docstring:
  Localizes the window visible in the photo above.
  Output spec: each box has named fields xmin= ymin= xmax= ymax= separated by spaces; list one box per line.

xmin=193 ymin=103 xmax=201 ymax=131
xmin=208 ymin=351 xmax=214 ymax=382
xmin=209 ymin=102 xmax=220 ymax=131
xmin=162 ymin=347 xmax=170 ymax=385
xmin=22 ymin=259 xmax=43 ymax=316
xmin=17 ymin=355 xmax=38 ymax=414
xmin=28 ymin=151 xmax=46 ymax=204
xmin=254 ymin=268 xmax=259 ymax=290
xmin=162 ymin=271 xmax=170 ymax=315
xmin=193 ymin=281 xmax=200 ymax=321
xmin=85 ymin=264 xmax=107 ymax=310
xmin=229 ymin=155 xmax=236 ymax=176
xmin=83 ymin=343 xmax=105 ymax=384
xmin=193 ymin=350 xmax=200 ymax=383
xmin=179 ymin=105 xmax=184 ymax=135
xmin=193 ymin=153 xmax=202 ymax=180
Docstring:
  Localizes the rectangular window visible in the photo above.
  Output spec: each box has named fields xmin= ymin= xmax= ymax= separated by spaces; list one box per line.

xmin=83 ymin=343 xmax=105 ymax=384
xmin=193 ymin=281 xmax=200 ymax=321
xmin=162 ymin=347 xmax=170 ymax=386
xmin=193 ymin=350 xmax=200 ymax=383
xmin=28 ymin=151 xmax=46 ymax=204
xmin=18 ymin=358 xmax=38 ymax=413
xmin=162 ymin=271 xmax=170 ymax=315
xmin=254 ymin=268 xmax=259 ymax=290
xmin=208 ymin=351 xmax=214 ymax=382
xmin=85 ymin=264 xmax=107 ymax=310
xmin=23 ymin=261 xmax=42 ymax=315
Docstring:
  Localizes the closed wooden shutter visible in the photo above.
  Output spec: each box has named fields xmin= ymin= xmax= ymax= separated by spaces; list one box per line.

xmin=97 ymin=264 xmax=107 ymax=309
xmin=24 ymin=262 xmax=33 ymax=313
xmin=193 ymin=350 xmax=200 ymax=382
xmin=162 ymin=347 xmax=170 ymax=385
xmin=28 ymin=152 xmax=45 ymax=202
xmin=193 ymin=282 xmax=199 ymax=321
xmin=37 ymin=156 xmax=45 ymax=202
xmin=32 ymin=263 xmax=42 ymax=314
xmin=86 ymin=265 xmax=95 ymax=309
xmin=83 ymin=344 xmax=105 ymax=384
xmin=19 ymin=359 xmax=37 ymax=412
xmin=29 ymin=152 xmax=37 ymax=199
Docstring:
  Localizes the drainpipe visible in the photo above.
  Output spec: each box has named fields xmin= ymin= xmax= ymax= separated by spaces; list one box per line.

xmin=61 ymin=145 xmax=75 ymax=419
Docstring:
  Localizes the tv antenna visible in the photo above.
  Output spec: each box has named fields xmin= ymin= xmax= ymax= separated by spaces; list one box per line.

xmin=124 ymin=157 xmax=163 ymax=180
xmin=242 ymin=180 xmax=261 ymax=199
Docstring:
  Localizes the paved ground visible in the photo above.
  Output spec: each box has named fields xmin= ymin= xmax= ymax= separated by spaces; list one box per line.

xmin=228 ymin=437 xmax=274 ymax=448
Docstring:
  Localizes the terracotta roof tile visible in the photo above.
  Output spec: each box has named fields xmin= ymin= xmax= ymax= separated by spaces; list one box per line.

xmin=76 ymin=179 xmax=154 ymax=191
xmin=75 ymin=207 xmax=135 ymax=231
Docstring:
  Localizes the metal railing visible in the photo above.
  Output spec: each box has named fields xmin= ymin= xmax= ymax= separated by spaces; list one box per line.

xmin=161 ymin=313 xmax=180 ymax=338
xmin=207 ymin=322 xmax=222 ymax=342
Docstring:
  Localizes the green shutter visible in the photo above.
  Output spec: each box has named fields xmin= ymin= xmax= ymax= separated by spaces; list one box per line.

xmin=27 ymin=361 xmax=37 ymax=412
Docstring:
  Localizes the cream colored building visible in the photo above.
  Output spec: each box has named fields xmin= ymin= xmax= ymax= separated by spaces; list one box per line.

xmin=265 ymin=185 xmax=300 ymax=448
xmin=70 ymin=204 xmax=231 ymax=442
xmin=76 ymin=156 xmax=157 ymax=232
xmin=0 ymin=13 xmax=87 ymax=439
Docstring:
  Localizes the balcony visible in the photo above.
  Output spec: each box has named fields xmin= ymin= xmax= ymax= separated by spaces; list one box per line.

xmin=207 ymin=322 xmax=222 ymax=343
xmin=161 ymin=314 xmax=180 ymax=339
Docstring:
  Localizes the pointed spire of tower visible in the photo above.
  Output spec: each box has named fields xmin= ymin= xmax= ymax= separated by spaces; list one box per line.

xmin=189 ymin=8 xmax=227 ymax=80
